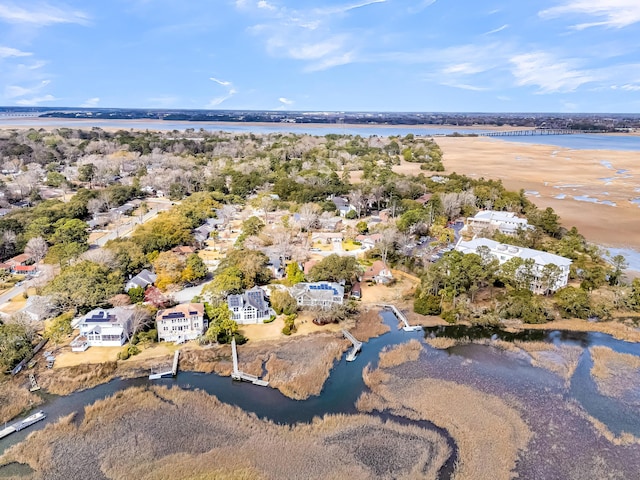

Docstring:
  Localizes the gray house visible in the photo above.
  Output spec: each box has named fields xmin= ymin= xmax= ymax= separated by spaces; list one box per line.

xmin=227 ymin=287 xmax=274 ymax=324
xmin=289 ymin=282 xmax=344 ymax=309
xmin=125 ymin=269 xmax=157 ymax=292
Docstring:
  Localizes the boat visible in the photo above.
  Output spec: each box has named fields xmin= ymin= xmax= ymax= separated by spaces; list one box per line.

xmin=0 ymin=411 xmax=46 ymax=440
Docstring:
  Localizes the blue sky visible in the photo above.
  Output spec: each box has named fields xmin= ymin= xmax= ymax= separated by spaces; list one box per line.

xmin=0 ymin=0 xmax=639 ymax=112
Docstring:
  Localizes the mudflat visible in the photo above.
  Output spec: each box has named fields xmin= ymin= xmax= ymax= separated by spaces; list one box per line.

xmin=412 ymin=137 xmax=639 ymax=249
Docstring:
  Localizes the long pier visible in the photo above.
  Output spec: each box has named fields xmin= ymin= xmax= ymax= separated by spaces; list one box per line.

xmin=342 ymin=329 xmax=363 ymax=362
xmin=379 ymin=304 xmax=423 ymax=332
xmin=478 ymin=129 xmax=608 ymax=137
xmin=231 ymin=338 xmax=269 ymax=386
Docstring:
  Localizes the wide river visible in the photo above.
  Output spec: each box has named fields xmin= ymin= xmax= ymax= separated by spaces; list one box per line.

xmin=2 ymin=118 xmax=640 ymax=151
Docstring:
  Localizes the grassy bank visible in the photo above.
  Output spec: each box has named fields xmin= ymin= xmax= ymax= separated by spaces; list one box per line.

xmin=0 ymin=386 xmax=450 ymax=480
xmin=350 ymin=308 xmax=390 ymax=342
xmin=0 ymin=379 xmax=43 ymax=424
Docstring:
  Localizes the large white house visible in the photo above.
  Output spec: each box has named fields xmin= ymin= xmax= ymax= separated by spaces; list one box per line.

xmin=289 ymin=282 xmax=345 ymax=309
xmin=71 ymin=307 xmax=135 ymax=351
xmin=156 ymin=303 xmax=206 ymax=343
xmin=227 ymin=287 xmax=274 ymax=324
xmin=465 ymin=210 xmax=530 ymax=236
xmin=455 ymin=238 xmax=571 ymax=294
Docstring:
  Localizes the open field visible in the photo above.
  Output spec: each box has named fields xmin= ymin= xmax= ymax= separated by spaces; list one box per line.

xmin=358 ymin=342 xmax=532 ymax=480
xmin=0 ymin=386 xmax=450 ymax=480
xmin=429 ymin=137 xmax=640 ymax=250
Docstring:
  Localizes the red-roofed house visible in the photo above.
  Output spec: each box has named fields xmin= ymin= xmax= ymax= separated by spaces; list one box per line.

xmin=363 ymin=261 xmax=394 ymax=284
xmin=13 ymin=265 xmax=38 ymax=276
xmin=416 ymin=193 xmax=433 ymax=205
xmin=303 ymin=260 xmax=318 ymax=275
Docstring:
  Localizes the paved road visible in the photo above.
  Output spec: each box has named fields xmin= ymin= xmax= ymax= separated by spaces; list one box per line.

xmin=94 ymin=209 xmax=159 ymax=246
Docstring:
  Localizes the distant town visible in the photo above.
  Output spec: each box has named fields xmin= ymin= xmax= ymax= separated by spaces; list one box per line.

xmin=2 ymin=107 xmax=640 ymax=130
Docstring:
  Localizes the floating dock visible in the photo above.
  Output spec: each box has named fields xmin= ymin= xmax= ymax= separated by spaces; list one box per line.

xmin=0 ymin=411 xmax=46 ymax=440
xmin=378 ymin=304 xmax=423 ymax=332
xmin=28 ymin=373 xmax=40 ymax=392
xmin=342 ymin=329 xmax=363 ymax=362
xmin=149 ymin=350 xmax=180 ymax=380
xmin=231 ymin=338 xmax=269 ymax=386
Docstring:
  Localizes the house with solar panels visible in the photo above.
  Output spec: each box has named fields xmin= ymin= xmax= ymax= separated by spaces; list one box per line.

xmin=289 ymin=282 xmax=345 ymax=309
xmin=71 ymin=307 xmax=135 ymax=351
xmin=227 ymin=287 xmax=274 ymax=324
xmin=156 ymin=303 xmax=206 ymax=343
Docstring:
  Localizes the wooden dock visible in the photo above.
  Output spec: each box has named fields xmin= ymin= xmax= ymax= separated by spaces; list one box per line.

xmin=28 ymin=373 xmax=40 ymax=392
xmin=149 ymin=350 xmax=180 ymax=380
xmin=342 ymin=330 xmax=363 ymax=362
xmin=379 ymin=304 xmax=423 ymax=331
xmin=231 ymin=338 xmax=269 ymax=386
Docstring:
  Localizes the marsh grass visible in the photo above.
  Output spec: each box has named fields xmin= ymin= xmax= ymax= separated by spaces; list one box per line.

xmin=350 ymin=309 xmax=390 ymax=342
xmin=590 ymin=346 xmax=640 ymax=403
xmin=261 ymin=333 xmax=349 ymax=399
xmin=0 ymin=379 xmax=43 ymax=424
xmin=1 ymin=386 xmax=450 ymax=480
xmin=378 ymin=339 xmax=422 ymax=368
xmin=37 ymin=361 xmax=118 ymax=395
xmin=360 ymin=343 xmax=533 ymax=480
xmin=425 ymin=337 xmax=464 ymax=349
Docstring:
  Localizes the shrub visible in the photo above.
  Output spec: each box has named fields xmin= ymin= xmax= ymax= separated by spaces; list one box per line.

xmin=118 ymin=343 xmax=140 ymax=360
xmin=45 ymin=311 xmax=75 ymax=343
xmin=264 ymin=315 xmax=276 ymax=324
xmin=414 ymin=294 xmax=441 ymax=315
xmin=282 ymin=314 xmax=297 ymax=336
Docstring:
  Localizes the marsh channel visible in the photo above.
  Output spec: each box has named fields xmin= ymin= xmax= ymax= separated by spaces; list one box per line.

xmin=2 ymin=311 xmax=640 ymax=478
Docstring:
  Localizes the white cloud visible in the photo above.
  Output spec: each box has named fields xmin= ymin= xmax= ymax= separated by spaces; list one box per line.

xmin=483 ymin=24 xmax=509 ymax=35
xmin=285 ymin=35 xmax=348 ymax=60
xmin=80 ymin=97 xmax=100 ymax=107
xmin=15 ymin=94 xmax=57 ymax=105
xmin=278 ymin=97 xmax=294 ymax=105
xmin=208 ymin=76 xmax=236 ymax=107
xmin=5 ymin=79 xmax=51 ymax=98
xmin=620 ymin=84 xmax=640 ymax=91
xmin=209 ymin=76 xmax=232 ymax=86
xmin=305 ymin=51 xmax=355 ymax=72
xmin=440 ymin=82 xmax=488 ymax=91
xmin=257 ymin=0 xmax=276 ymax=11
xmin=442 ymin=63 xmax=488 ymax=75
xmin=408 ymin=0 xmax=437 ymax=14
xmin=510 ymin=52 xmax=597 ymax=93
xmin=539 ymin=0 xmax=640 ymax=29
xmin=0 ymin=45 xmax=31 ymax=58
xmin=313 ymin=0 xmax=387 ymax=16
xmin=0 ymin=2 xmax=90 ymax=26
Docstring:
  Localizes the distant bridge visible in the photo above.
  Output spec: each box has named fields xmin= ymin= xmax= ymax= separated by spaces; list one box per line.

xmin=478 ymin=129 xmax=609 ymax=137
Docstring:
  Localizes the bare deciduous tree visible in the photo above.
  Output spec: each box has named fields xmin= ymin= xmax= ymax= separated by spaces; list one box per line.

xmin=25 ymin=236 xmax=49 ymax=262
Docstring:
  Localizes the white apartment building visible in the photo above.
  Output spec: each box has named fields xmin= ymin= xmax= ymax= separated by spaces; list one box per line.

xmin=455 ymin=238 xmax=571 ymax=294
xmin=466 ymin=210 xmax=530 ymax=236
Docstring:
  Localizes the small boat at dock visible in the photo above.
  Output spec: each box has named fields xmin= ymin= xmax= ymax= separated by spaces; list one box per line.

xmin=0 ymin=411 xmax=47 ymax=440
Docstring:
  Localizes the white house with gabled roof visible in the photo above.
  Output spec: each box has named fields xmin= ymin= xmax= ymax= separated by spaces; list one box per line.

xmin=466 ymin=210 xmax=530 ymax=236
xmin=455 ymin=237 xmax=571 ymax=294
xmin=227 ymin=287 xmax=274 ymax=324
